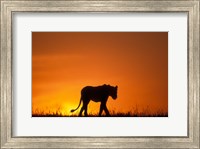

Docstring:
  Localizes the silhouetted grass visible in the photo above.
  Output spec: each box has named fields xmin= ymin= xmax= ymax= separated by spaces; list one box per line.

xmin=32 ymin=106 xmax=168 ymax=117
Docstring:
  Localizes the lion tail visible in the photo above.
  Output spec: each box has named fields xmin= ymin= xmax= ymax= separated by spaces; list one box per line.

xmin=71 ymin=97 xmax=82 ymax=113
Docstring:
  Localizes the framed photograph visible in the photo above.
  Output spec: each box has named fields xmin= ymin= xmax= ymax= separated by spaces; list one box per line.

xmin=31 ymin=31 xmax=168 ymax=118
xmin=1 ymin=0 xmax=199 ymax=148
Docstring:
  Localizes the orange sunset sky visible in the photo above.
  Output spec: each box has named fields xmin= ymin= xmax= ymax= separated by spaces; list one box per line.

xmin=32 ymin=32 xmax=168 ymax=116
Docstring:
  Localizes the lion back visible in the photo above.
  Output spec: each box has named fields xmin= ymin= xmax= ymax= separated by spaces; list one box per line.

xmin=81 ymin=85 xmax=111 ymax=100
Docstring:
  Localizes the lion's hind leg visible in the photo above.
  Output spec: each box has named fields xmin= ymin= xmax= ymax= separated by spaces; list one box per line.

xmin=79 ymin=99 xmax=89 ymax=117
xmin=79 ymin=106 xmax=84 ymax=116
xmin=84 ymin=106 xmax=88 ymax=116
xmin=83 ymin=100 xmax=89 ymax=116
xmin=99 ymin=103 xmax=104 ymax=116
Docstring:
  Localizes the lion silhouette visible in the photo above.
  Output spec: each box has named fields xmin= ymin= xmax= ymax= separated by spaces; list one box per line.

xmin=71 ymin=84 xmax=118 ymax=116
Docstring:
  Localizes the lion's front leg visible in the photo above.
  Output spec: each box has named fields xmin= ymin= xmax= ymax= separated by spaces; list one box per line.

xmin=104 ymin=105 xmax=110 ymax=116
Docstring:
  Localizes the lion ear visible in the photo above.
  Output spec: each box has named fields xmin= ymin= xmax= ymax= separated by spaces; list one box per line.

xmin=116 ymin=86 xmax=118 ymax=89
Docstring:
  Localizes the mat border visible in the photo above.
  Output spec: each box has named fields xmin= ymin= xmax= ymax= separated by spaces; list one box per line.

xmin=1 ymin=1 xmax=199 ymax=148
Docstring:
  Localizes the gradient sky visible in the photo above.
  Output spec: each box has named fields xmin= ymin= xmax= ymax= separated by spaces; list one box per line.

xmin=32 ymin=32 xmax=168 ymax=116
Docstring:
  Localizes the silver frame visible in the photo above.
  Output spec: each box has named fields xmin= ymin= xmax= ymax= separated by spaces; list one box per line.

xmin=1 ymin=1 xmax=199 ymax=148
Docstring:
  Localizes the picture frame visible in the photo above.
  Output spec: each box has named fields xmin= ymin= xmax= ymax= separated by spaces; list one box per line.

xmin=1 ymin=0 xmax=199 ymax=148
